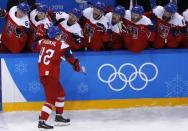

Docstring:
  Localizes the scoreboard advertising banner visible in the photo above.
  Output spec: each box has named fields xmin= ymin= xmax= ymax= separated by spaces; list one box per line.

xmin=1 ymin=49 xmax=188 ymax=112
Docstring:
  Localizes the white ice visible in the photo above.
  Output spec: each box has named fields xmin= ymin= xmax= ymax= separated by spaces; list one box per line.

xmin=0 ymin=106 xmax=188 ymax=131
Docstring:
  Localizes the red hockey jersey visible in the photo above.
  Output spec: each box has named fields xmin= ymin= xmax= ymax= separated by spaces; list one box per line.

xmin=182 ymin=9 xmax=188 ymax=48
xmin=105 ymin=12 xmax=125 ymax=50
xmin=37 ymin=39 xmax=76 ymax=80
xmin=123 ymin=10 xmax=155 ymax=53
xmin=55 ymin=12 xmax=83 ymax=51
xmin=146 ymin=6 xmax=186 ymax=48
xmin=1 ymin=6 xmax=30 ymax=53
xmin=82 ymin=7 xmax=110 ymax=51
xmin=28 ymin=9 xmax=52 ymax=52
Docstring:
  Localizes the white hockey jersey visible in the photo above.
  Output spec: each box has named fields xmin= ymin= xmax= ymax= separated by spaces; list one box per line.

xmin=153 ymin=6 xmax=185 ymax=27
xmin=105 ymin=12 xmax=122 ymax=33
xmin=30 ymin=9 xmax=52 ymax=29
xmin=9 ymin=6 xmax=30 ymax=28
xmin=183 ymin=9 xmax=188 ymax=22
xmin=83 ymin=7 xmax=109 ymax=29
xmin=55 ymin=11 xmax=83 ymax=37
xmin=124 ymin=10 xmax=153 ymax=26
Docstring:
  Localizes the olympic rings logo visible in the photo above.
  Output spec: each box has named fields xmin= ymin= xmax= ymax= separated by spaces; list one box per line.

xmin=97 ymin=63 xmax=158 ymax=92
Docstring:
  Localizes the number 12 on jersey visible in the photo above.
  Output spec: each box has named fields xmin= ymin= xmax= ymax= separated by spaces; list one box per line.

xmin=38 ymin=47 xmax=55 ymax=65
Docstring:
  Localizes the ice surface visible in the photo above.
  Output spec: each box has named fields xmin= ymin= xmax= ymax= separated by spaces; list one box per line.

xmin=0 ymin=106 xmax=188 ymax=131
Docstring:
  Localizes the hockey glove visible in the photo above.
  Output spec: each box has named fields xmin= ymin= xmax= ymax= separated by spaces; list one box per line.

xmin=73 ymin=59 xmax=81 ymax=72
xmin=117 ymin=21 xmax=127 ymax=34
xmin=36 ymin=24 xmax=46 ymax=38
xmin=72 ymin=33 xmax=81 ymax=44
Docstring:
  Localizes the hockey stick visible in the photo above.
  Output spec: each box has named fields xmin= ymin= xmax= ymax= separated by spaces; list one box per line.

xmin=129 ymin=0 xmax=137 ymax=10
xmin=78 ymin=65 xmax=88 ymax=95
xmin=129 ymin=0 xmax=133 ymax=10
xmin=88 ymin=32 xmax=92 ymax=43
xmin=81 ymin=65 xmax=87 ymax=75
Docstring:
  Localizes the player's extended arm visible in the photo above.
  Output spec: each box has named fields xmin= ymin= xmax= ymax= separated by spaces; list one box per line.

xmin=64 ymin=48 xmax=81 ymax=72
xmin=118 ymin=21 xmax=127 ymax=34
xmin=54 ymin=18 xmax=65 ymax=26
xmin=32 ymin=39 xmax=43 ymax=53
xmin=72 ymin=33 xmax=81 ymax=44
xmin=36 ymin=24 xmax=47 ymax=38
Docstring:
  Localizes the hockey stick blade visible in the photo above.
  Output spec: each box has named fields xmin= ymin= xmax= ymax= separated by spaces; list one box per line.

xmin=81 ymin=66 xmax=87 ymax=75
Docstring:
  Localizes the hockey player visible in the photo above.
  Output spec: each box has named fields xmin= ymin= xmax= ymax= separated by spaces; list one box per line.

xmin=82 ymin=1 xmax=110 ymax=51
xmin=182 ymin=9 xmax=188 ymax=48
xmin=105 ymin=5 xmax=126 ymax=50
xmin=0 ymin=2 xmax=30 ymax=53
xmin=37 ymin=26 xmax=81 ymax=129
xmin=146 ymin=2 xmax=186 ymax=48
xmin=28 ymin=4 xmax=52 ymax=52
xmin=123 ymin=5 xmax=155 ymax=53
xmin=55 ymin=8 xmax=83 ymax=51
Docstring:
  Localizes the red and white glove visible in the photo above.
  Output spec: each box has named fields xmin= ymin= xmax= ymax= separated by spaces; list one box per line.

xmin=73 ymin=59 xmax=81 ymax=72
xmin=36 ymin=24 xmax=46 ymax=38
xmin=116 ymin=21 xmax=127 ymax=35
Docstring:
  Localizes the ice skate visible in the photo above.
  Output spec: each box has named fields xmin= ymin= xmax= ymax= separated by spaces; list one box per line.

xmin=55 ymin=114 xmax=71 ymax=126
xmin=38 ymin=120 xmax=54 ymax=130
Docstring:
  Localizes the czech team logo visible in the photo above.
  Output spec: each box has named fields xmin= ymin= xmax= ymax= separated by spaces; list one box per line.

xmin=97 ymin=62 xmax=158 ymax=92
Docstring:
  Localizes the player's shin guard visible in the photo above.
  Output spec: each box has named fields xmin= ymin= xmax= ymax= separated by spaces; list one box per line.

xmin=55 ymin=97 xmax=65 ymax=115
xmin=55 ymin=97 xmax=70 ymax=126
xmin=38 ymin=103 xmax=54 ymax=130
xmin=40 ymin=103 xmax=53 ymax=121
